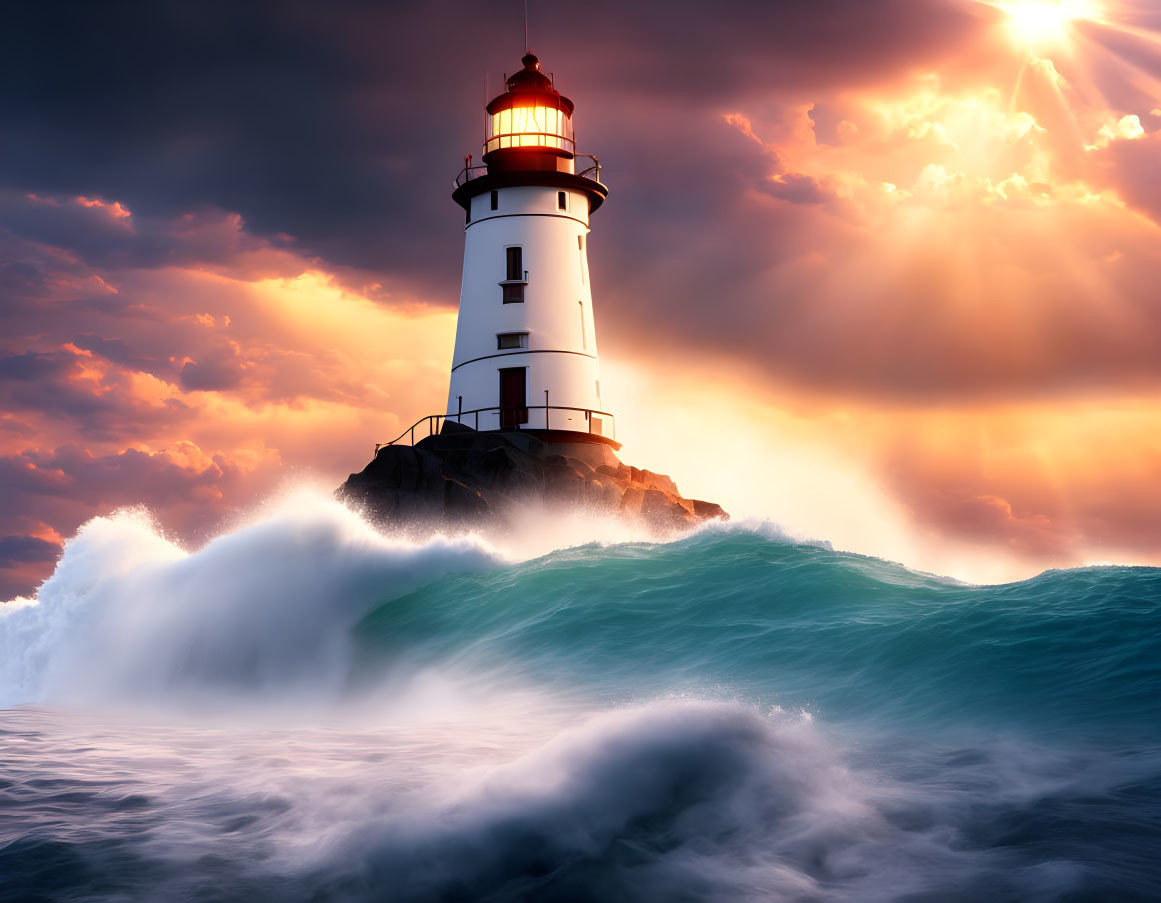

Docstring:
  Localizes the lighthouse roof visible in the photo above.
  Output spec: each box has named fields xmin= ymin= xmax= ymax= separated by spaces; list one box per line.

xmin=486 ymin=52 xmax=575 ymax=117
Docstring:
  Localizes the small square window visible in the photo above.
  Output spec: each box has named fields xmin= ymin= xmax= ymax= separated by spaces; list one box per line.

xmin=490 ymin=190 xmax=498 ymax=210
xmin=502 ymin=283 xmax=525 ymax=303
xmin=558 ymin=191 xmax=567 ymax=210
xmin=497 ymin=332 xmax=528 ymax=350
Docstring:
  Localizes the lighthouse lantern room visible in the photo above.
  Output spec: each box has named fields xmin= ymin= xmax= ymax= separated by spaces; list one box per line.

xmin=447 ymin=52 xmax=616 ymax=448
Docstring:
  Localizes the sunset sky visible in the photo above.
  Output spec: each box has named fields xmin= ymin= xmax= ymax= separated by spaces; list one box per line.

xmin=3 ymin=0 xmax=1161 ymax=596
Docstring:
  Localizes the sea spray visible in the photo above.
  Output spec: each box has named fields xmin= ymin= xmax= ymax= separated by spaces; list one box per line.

xmin=341 ymin=702 xmax=898 ymax=901
xmin=0 ymin=493 xmax=498 ymax=708
xmin=1 ymin=495 xmax=1159 ymax=900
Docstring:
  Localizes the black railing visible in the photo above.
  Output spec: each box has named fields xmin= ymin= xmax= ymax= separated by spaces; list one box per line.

xmin=375 ymin=405 xmax=616 ymax=454
xmin=453 ymin=154 xmax=604 ymax=190
xmin=453 ymin=164 xmax=488 ymax=189
xmin=575 ymin=153 xmax=601 ymax=183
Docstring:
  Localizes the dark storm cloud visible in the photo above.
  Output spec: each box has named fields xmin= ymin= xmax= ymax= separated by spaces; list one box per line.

xmin=0 ymin=438 xmax=276 ymax=538
xmin=0 ymin=189 xmax=286 ymax=274
xmin=0 ymin=259 xmax=50 ymax=297
xmin=0 ymin=535 xmax=61 ymax=569
xmin=10 ymin=0 xmax=1159 ymax=403
xmin=0 ymin=350 xmax=76 ymax=383
xmin=0 ymin=349 xmax=189 ymax=441
xmin=72 ymin=334 xmax=160 ymax=374
xmin=178 ymin=356 xmax=245 ymax=392
xmin=759 ymin=173 xmax=836 ymax=206
xmin=0 ymin=444 xmax=221 ymax=508
xmin=0 ymin=534 xmax=63 ymax=599
xmin=1 ymin=0 xmax=978 ymax=291
xmin=18 ymin=0 xmax=1090 ymax=404
xmin=0 ymin=441 xmax=282 ymax=597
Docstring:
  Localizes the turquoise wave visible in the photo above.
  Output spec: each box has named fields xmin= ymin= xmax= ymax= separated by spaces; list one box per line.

xmin=356 ymin=529 xmax=1161 ymax=737
xmin=3 ymin=509 xmax=1160 ymax=900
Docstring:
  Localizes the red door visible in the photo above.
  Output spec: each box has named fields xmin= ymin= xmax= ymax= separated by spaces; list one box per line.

xmin=499 ymin=367 xmax=528 ymax=427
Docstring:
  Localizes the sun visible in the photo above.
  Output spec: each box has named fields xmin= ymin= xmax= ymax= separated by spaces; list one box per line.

xmin=989 ymin=0 xmax=1100 ymax=50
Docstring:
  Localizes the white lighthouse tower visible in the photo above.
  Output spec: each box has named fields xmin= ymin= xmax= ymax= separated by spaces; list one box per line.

xmin=446 ymin=51 xmax=617 ymax=452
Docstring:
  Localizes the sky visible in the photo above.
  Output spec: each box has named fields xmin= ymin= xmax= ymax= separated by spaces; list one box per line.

xmin=2 ymin=0 xmax=1161 ymax=596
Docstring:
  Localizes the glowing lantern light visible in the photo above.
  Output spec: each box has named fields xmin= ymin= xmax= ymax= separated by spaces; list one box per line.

xmin=486 ymin=105 xmax=574 ymax=152
xmin=483 ymin=53 xmax=576 ymax=155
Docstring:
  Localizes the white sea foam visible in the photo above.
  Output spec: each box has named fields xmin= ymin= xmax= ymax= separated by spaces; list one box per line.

xmin=0 ymin=490 xmax=1151 ymax=900
xmin=0 ymin=492 xmax=500 ymax=709
xmin=333 ymin=700 xmax=896 ymax=900
xmin=0 ymin=479 xmax=777 ymax=711
xmin=0 ymin=700 xmax=1026 ymax=901
xmin=0 ymin=487 xmax=730 ymax=711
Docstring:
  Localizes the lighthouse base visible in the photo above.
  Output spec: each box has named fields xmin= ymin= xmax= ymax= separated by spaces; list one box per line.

xmin=336 ymin=423 xmax=727 ymax=533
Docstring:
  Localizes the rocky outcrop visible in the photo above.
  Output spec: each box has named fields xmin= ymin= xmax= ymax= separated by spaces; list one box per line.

xmin=336 ymin=422 xmax=728 ymax=533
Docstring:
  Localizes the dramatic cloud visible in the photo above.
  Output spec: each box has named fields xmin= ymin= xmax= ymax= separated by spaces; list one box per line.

xmin=2 ymin=0 xmax=1161 ymax=593
xmin=0 ymin=0 xmax=980 ymax=280
xmin=0 ymin=191 xmax=452 ymax=596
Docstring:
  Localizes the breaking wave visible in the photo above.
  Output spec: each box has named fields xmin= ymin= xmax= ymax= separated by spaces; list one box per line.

xmin=0 ymin=496 xmax=498 ymax=709
xmin=1 ymin=492 xmax=1159 ymax=900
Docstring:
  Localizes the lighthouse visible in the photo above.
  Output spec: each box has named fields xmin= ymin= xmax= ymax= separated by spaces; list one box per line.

xmin=446 ymin=51 xmax=617 ymax=450
xmin=343 ymin=51 xmax=728 ymax=527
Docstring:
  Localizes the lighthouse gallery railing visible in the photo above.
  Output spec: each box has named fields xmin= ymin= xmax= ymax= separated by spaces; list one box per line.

xmin=453 ymin=154 xmax=602 ymax=189
xmin=375 ymin=404 xmax=616 ymax=453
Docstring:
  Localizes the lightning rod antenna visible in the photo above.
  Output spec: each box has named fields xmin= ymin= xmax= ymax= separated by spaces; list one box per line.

xmin=524 ymin=0 xmax=529 ymax=52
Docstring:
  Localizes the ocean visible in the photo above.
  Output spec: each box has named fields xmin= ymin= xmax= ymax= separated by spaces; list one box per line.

xmin=1 ymin=495 xmax=1158 ymax=901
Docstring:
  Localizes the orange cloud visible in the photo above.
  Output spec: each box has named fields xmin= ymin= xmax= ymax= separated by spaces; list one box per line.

xmin=75 ymin=195 xmax=133 ymax=220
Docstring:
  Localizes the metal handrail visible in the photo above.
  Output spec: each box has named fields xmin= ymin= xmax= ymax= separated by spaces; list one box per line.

xmin=375 ymin=405 xmax=616 ymax=453
xmin=453 ymin=164 xmax=488 ymax=189
xmin=575 ymin=153 xmax=601 ymax=183
xmin=453 ymin=153 xmax=604 ymax=189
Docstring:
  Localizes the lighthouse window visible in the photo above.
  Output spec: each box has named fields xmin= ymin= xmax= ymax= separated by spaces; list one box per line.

xmin=557 ymin=191 xmax=567 ymax=210
xmin=497 ymin=332 xmax=528 ymax=350
xmin=490 ymin=190 xmax=498 ymax=210
xmin=502 ymin=247 xmax=525 ymax=303
xmin=505 ymin=247 xmax=523 ymax=281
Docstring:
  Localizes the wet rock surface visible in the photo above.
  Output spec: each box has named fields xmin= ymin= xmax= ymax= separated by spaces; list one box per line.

xmin=336 ymin=422 xmax=728 ymax=532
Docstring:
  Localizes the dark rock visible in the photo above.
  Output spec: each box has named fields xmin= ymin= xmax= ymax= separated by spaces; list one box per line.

xmin=336 ymin=425 xmax=729 ymax=533
xmin=691 ymin=499 xmax=729 ymax=521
